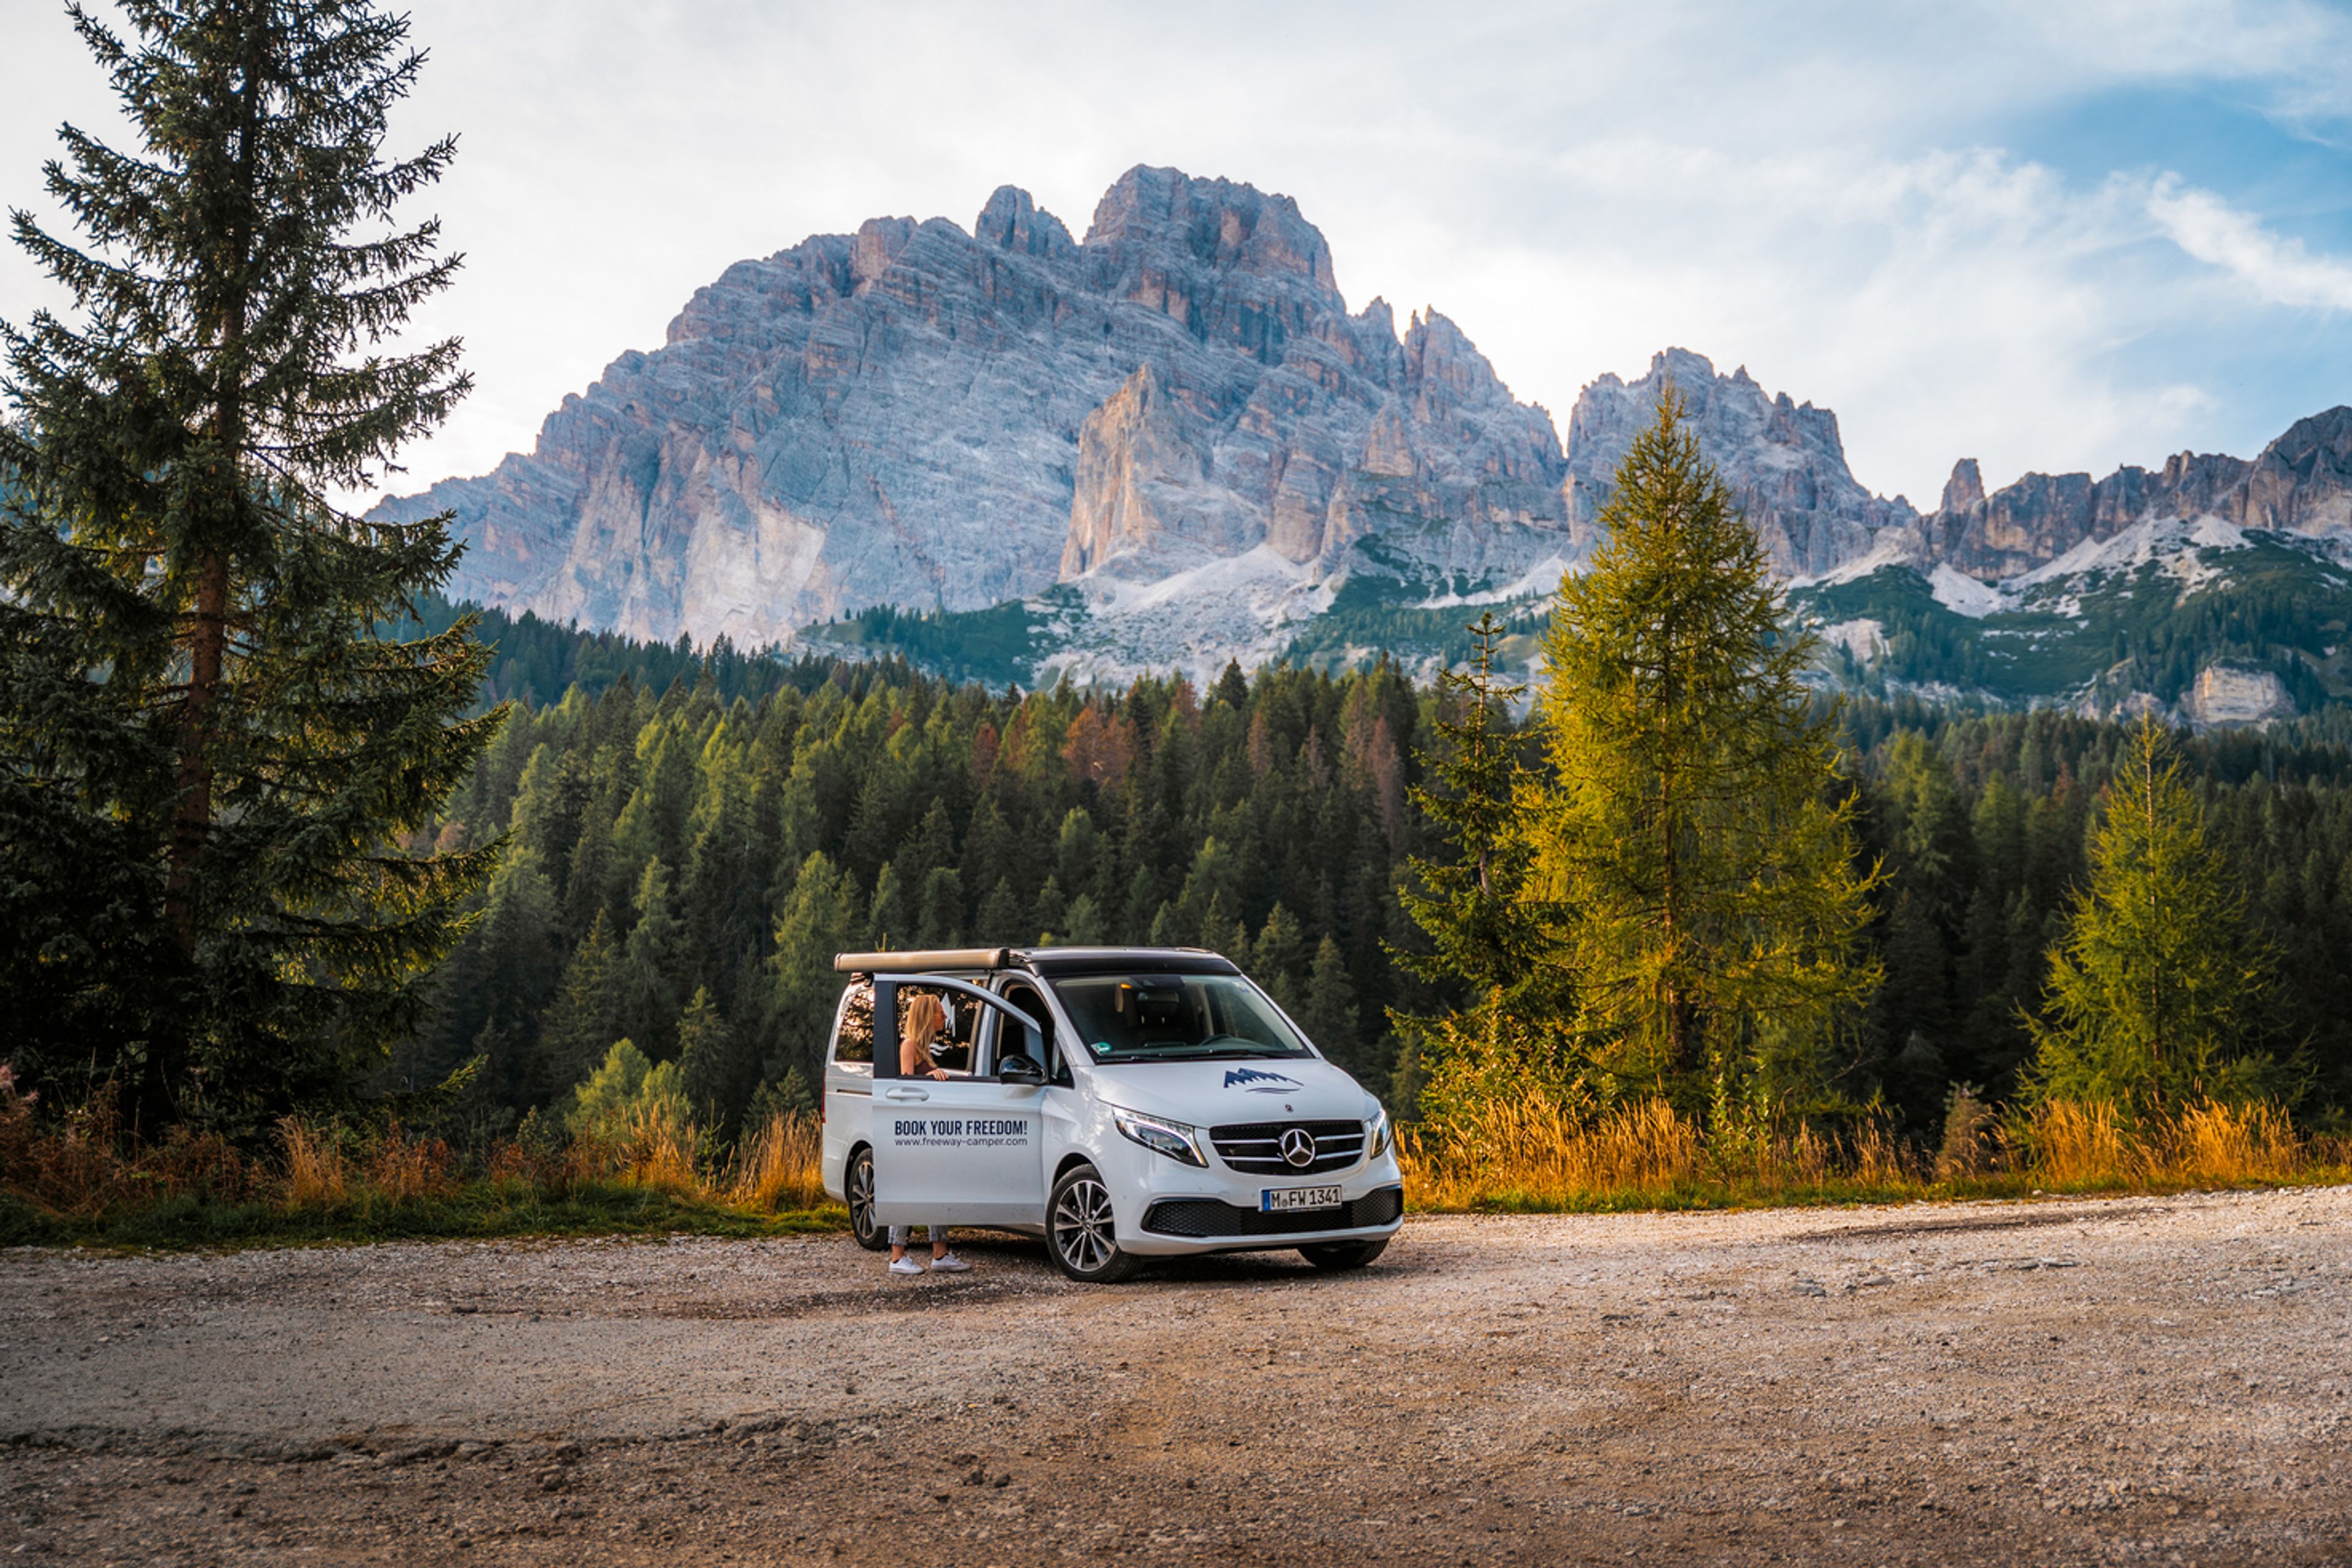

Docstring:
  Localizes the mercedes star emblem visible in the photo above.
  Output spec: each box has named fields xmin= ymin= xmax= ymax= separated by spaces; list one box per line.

xmin=1280 ymin=1127 xmax=1317 ymax=1168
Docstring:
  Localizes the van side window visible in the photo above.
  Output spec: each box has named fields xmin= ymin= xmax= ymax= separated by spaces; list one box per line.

xmin=832 ymin=981 xmax=874 ymax=1064
xmin=900 ymin=984 xmax=977 ymax=1074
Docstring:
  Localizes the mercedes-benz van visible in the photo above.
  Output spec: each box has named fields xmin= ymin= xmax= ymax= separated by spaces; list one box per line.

xmin=819 ymin=946 xmax=1403 ymax=1283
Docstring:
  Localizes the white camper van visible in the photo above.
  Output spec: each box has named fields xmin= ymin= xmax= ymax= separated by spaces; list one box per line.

xmin=819 ymin=946 xmax=1403 ymax=1283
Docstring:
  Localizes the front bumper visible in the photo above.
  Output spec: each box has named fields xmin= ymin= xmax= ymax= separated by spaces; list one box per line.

xmin=1106 ymin=1138 xmax=1406 ymax=1256
xmin=1138 ymin=1186 xmax=1403 ymax=1242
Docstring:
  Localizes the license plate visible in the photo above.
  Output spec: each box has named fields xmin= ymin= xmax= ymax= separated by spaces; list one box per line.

xmin=1261 ymin=1185 xmax=1343 ymax=1212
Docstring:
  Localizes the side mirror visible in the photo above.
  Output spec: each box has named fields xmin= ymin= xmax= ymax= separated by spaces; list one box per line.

xmin=997 ymin=1053 xmax=1046 ymax=1087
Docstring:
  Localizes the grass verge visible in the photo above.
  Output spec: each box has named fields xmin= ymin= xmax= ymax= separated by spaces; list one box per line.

xmin=10 ymin=1082 xmax=2344 ymax=1251
xmin=1 ymin=1074 xmax=846 ymax=1253
xmin=1400 ymin=1097 xmax=2352 ymax=1214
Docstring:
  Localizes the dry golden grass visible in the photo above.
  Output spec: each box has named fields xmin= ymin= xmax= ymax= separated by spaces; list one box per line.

xmin=279 ymin=1120 xmax=350 ymax=1206
xmin=1402 ymin=1098 xmax=1703 ymax=1208
xmin=0 ymin=1069 xmax=846 ymax=1243
xmin=1405 ymin=1095 xmax=2342 ymax=1212
xmin=0 ymin=1068 xmax=261 ymax=1216
xmin=726 ymin=1112 xmax=826 ymax=1212
xmin=590 ymin=1106 xmax=703 ymax=1193
xmin=8 ymin=1055 xmax=2336 ymax=1236
xmin=2021 ymin=1100 xmax=2133 ymax=1187
xmin=1843 ymin=1120 xmax=1919 ymax=1188
xmin=2168 ymin=1101 xmax=2302 ymax=1183
xmin=361 ymin=1126 xmax=456 ymax=1202
xmin=2019 ymin=1099 xmax=2309 ymax=1188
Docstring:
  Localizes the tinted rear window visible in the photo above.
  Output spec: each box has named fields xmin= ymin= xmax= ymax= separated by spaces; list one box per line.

xmin=832 ymin=981 xmax=874 ymax=1063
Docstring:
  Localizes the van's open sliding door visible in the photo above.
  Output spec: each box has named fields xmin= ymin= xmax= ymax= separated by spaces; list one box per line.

xmin=869 ymin=976 xmax=1050 ymax=1229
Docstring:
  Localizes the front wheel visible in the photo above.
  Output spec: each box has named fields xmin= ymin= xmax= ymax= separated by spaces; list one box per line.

xmin=1300 ymin=1238 xmax=1388 ymax=1270
xmin=1047 ymin=1164 xmax=1144 ymax=1283
xmin=846 ymin=1147 xmax=888 ymax=1251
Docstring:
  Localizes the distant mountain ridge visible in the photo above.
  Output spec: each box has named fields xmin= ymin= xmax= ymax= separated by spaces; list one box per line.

xmin=1910 ymin=407 xmax=2352 ymax=580
xmin=375 ymin=164 xmax=2352 ymax=716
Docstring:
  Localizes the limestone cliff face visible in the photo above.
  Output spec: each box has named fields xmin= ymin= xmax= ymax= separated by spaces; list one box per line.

xmin=1060 ymin=364 xmax=1240 ymax=578
xmin=1049 ymin=168 xmax=1575 ymax=587
xmin=1921 ymin=407 xmax=2352 ymax=579
xmin=375 ymin=168 xmax=1926 ymax=650
xmin=1059 ymin=295 xmax=1577 ymax=588
xmin=1923 ymin=453 xmax=2246 ymax=578
xmin=1560 ymin=349 xmax=1919 ymax=578
xmin=2241 ymin=407 xmax=2352 ymax=535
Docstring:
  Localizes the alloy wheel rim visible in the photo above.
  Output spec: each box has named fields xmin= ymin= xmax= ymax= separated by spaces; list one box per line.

xmin=1054 ymin=1178 xmax=1115 ymax=1273
xmin=850 ymin=1156 xmax=875 ymax=1238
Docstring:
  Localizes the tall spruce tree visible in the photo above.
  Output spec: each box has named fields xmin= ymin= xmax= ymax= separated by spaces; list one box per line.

xmin=0 ymin=0 xmax=496 ymax=1131
xmin=1396 ymin=611 xmax=1540 ymax=997
xmin=1526 ymin=393 xmax=1879 ymax=1114
xmin=2026 ymin=715 xmax=2275 ymax=1117
xmin=1387 ymin=611 xmax=1553 ymax=1123
xmin=534 ymin=909 xmax=622 ymax=1104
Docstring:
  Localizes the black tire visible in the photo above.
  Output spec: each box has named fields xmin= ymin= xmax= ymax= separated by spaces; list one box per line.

xmin=1300 ymin=1238 xmax=1389 ymax=1270
xmin=1047 ymin=1164 xmax=1144 ymax=1283
xmin=846 ymin=1146 xmax=888 ymax=1252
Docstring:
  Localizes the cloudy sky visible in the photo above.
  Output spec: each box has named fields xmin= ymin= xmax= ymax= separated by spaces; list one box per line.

xmin=3 ymin=0 xmax=2350 ymax=511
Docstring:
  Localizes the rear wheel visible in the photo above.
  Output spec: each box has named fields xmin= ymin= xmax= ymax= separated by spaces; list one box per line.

xmin=1048 ymin=1164 xmax=1144 ymax=1283
xmin=847 ymin=1147 xmax=888 ymax=1251
xmin=1300 ymin=1238 xmax=1388 ymax=1270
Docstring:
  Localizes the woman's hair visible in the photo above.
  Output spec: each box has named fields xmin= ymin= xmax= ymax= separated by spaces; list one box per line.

xmin=903 ymin=992 xmax=946 ymax=1048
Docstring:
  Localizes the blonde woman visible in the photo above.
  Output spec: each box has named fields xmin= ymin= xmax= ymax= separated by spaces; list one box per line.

xmin=888 ymin=992 xmax=973 ymax=1276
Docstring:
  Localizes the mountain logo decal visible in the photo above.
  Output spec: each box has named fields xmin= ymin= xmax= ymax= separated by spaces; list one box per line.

xmin=1223 ymin=1068 xmax=1303 ymax=1093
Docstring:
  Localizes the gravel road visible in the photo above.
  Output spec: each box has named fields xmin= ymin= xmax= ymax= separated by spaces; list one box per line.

xmin=4 ymin=1186 xmax=2349 ymax=1566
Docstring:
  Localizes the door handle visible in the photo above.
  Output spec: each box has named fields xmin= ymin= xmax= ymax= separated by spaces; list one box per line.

xmin=882 ymin=1087 xmax=930 ymax=1102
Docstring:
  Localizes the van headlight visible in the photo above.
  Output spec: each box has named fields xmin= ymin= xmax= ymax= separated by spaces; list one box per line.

xmin=1366 ymin=1102 xmax=1393 ymax=1160
xmin=1112 ymin=1107 xmax=1207 ymax=1167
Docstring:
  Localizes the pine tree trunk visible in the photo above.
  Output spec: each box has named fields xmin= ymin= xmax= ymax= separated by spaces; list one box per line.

xmin=141 ymin=548 xmax=230 ymax=1127
xmin=2143 ymin=744 xmax=2165 ymax=1114
xmin=165 ymin=551 xmax=230 ymax=949
xmin=145 ymin=16 xmax=263 ymax=1130
xmin=1659 ymin=619 xmax=1687 ymax=1078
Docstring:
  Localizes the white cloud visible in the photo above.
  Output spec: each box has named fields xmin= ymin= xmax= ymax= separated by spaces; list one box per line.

xmin=2147 ymin=176 xmax=2352 ymax=309
xmin=1396 ymin=139 xmax=2228 ymax=500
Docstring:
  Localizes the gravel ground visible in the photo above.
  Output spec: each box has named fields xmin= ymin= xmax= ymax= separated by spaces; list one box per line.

xmin=2 ymin=1186 xmax=2349 ymax=1566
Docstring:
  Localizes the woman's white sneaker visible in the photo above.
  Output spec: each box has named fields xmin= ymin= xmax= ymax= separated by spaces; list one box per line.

xmin=888 ymin=1257 xmax=925 ymax=1276
xmin=929 ymin=1253 xmax=973 ymax=1273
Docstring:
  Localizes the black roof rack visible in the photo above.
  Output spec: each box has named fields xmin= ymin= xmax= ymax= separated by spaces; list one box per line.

xmin=1016 ymin=947 xmax=1238 ymax=978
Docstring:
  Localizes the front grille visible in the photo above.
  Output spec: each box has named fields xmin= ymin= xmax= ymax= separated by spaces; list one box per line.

xmin=1208 ymin=1118 xmax=1365 ymax=1175
xmin=1141 ymin=1186 xmax=1404 ymax=1239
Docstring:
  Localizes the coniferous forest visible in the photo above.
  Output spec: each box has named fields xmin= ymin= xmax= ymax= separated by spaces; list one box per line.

xmin=343 ymin=592 xmax=2352 ymax=1159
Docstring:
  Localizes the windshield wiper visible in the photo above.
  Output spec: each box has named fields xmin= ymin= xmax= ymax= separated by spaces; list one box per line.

xmin=1100 ymin=1038 xmax=1297 ymax=1061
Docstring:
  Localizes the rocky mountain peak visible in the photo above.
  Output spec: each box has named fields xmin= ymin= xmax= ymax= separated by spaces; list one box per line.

xmin=374 ymin=166 xmax=1578 ymax=650
xmin=1403 ymin=308 xmax=1514 ymax=411
xmin=1941 ymin=459 xmax=1985 ymax=515
xmin=372 ymin=160 xmax=2352 ymax=680
xmin=2243 ymin=406 xmax=2352 ymax=533
xmin=1083 ymin=165 xmax=1337 ymax=295
xmin=974 ymin=184 xmax=1074 ymax=259
xmin=1563 ymin=348 xmax=1913 ymax=578
xmin=851 ymin=216 xmax=917 ymax=290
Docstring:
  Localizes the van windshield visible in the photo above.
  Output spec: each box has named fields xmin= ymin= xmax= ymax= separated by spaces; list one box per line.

xmin=1047 ymin=973 xmax=1314 ymax=1063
